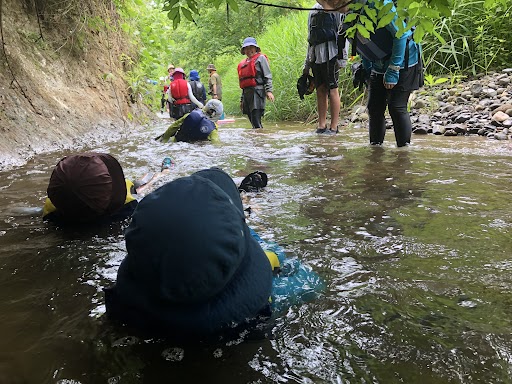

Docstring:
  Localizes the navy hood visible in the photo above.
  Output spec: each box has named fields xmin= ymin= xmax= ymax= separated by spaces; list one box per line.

xmin=105 ymin=168 xmax=272 ymax=338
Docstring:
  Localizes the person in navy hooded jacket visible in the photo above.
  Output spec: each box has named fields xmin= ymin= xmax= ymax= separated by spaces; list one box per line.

xmin=345 ymin=0 xmax=422 ymax=147
xmin=104 ymin=168 xmax=273 ymax=339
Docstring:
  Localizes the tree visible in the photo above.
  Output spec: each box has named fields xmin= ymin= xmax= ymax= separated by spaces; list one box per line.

xmin=161 ymin=0 xmax=510 ymax=42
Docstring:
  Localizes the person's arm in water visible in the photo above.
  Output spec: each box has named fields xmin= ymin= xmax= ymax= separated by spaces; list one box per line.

xmin=159 ymin=114 xmax=188 ymax=142
xmin=207 ymin=126 xmax=220 ymax=143
xmin=133 ymin=158 xmax=174 ymax=195
xmin=134 ymin=169 xmax=171 ymax=195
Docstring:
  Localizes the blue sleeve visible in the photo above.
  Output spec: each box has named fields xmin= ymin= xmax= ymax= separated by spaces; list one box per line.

xmin=383 ymin=2 xmax=409 ymax=84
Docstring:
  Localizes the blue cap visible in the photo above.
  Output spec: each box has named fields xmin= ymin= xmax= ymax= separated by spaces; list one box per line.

xmin=240 ymin=37 xmax=261 ymax=54
xmin=189 ymin=70 xmax=200 ymax=81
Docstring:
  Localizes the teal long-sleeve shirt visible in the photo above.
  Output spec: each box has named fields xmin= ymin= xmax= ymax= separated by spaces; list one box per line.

xmin=360 ymin=0 xmax=420 ymax=84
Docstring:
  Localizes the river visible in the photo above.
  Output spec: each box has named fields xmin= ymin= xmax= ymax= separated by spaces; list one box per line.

xmin=1 ymin=118 xmax=512 ymax=383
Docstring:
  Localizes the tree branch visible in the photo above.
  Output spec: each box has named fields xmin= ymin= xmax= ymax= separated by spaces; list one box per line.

xmin=244 ymin=0 xmax=352 ymax=12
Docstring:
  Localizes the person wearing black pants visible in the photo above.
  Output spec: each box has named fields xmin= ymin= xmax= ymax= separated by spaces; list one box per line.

xmin=344 ymin=0 xmax=422 ymax=147
xmin=248 ymin=110 xmax=263 ymax=129
xmin=367 ymin=64 xmax=421 ymax=147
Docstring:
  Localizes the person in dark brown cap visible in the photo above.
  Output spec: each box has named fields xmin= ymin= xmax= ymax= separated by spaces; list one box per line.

xmin=42 ymin=153 xmax=138 ymax=225
xmin=206 ymin=63 xmax=222 ymax=101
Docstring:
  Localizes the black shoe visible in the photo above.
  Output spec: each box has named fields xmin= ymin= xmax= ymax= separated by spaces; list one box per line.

xmin=318 ymin=128 xmax=338 ymax=135
xmin=238 ymin=171 xmax=268 ymax=193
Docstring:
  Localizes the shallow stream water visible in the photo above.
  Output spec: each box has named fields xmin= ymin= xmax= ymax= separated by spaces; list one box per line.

xmin=1 ymin=118 xmax=512 ymax=383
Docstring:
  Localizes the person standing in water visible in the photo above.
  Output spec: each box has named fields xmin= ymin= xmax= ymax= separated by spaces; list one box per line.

xmin=344 ymin=0 xmax=422 ymax=147
xmin=169 ymin=67 xmax=204 ymax=120
xmin=238 ymin=37 xmax=274 ymax=129
xmin=188 ymin=70 xmax=207 ymax=106
xmin=303 ymin=0 xmax=348 ymax=134
xmin=206 ymin=64 xmax=222 ymax=101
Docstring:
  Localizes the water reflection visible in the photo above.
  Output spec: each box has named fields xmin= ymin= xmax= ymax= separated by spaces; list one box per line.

xmin=1 ymin=123 xmax=512 ymax=382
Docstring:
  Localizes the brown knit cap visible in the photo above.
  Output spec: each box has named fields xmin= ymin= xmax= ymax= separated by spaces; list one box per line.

xmin=47 ymin=153 xmax=126 ymax=222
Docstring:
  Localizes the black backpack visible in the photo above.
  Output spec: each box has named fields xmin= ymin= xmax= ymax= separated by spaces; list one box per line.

xmin=189 ymin=80 xmax=205 ymax=102
xmin=238 ymin=171 xmax=268 ymax=193
xmin=308 ymin=10 xmax=338 ymax=46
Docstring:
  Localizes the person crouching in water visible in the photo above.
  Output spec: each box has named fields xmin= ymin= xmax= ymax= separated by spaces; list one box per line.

xmin=169 ymin=67 xmax=204 ymax=120
xmin=42 ymin=153 xmax=137 ymax=225
xmin=158 ymin=99 xmax=223 ymax=143
xmin=104 ymin=168 xmax=273 ymax=340
xmin=238 ymin=37 xmax=274 ymax=129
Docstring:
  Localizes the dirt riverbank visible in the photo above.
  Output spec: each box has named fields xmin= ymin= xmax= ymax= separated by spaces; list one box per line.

xmin=0 ymin=0 xmax=149 ymax=170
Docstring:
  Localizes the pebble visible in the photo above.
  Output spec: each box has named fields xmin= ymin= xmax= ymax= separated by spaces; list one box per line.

xmin=349 ymin=69 xmax=512 ymax=141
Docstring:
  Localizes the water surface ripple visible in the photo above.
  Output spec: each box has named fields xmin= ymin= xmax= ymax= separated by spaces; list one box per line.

xmin=1 ymin=121 xmax=512 ymax=383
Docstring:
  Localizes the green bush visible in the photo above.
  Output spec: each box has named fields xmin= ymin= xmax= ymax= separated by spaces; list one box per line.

xmin=422 ymin=0 xmax=512 ymax=76
xmin=220 ymin=12 xmax=315 ymax=120
xmin=220 ymin=12 xmax=355 ymax=122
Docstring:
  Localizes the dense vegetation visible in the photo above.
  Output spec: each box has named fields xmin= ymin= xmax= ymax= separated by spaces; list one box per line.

xmin=114 ymin=0 xmax=512 ymax=121
xmin=422 ymin=0 xmax=512 ymax=76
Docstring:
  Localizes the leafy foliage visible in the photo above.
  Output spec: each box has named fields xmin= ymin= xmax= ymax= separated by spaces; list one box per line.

xmin=116 ymin=0 xmax=512 ymax=117
xmin=220 ymin=11 xmax=318 ymax=120
xmin=159 ymin=0 xmax=508 ymax=43
xmin=422 ymin=73 xmax=448 ymax=87
xmin=113 ymin=0 xmax=176 ymax=107
xmin=421 ymin=0 xmax=512 ymax=76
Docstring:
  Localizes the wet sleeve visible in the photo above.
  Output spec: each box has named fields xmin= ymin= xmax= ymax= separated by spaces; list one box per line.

xmin=42 ymin=197 xmax=57 ymax=217
xmin=208 ymin=128 xmax=220 ymax=143
xmin=160 ymin=115 xmax=187 ymax=142
xmin=125 ymin=180 xmax=136 ymax=203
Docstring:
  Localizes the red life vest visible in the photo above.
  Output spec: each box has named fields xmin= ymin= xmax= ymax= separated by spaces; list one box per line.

xmin=170 ymin=79 xmax=191 ymax=105
xmin=237 ymin=53 xmax=268 ymax=89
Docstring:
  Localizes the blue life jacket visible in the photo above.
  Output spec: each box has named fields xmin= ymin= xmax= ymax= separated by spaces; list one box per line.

xmin=175 ymin=110 xmax=215 ymax=142
xmin=308 ymin=10 xmax=338 ymax=46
